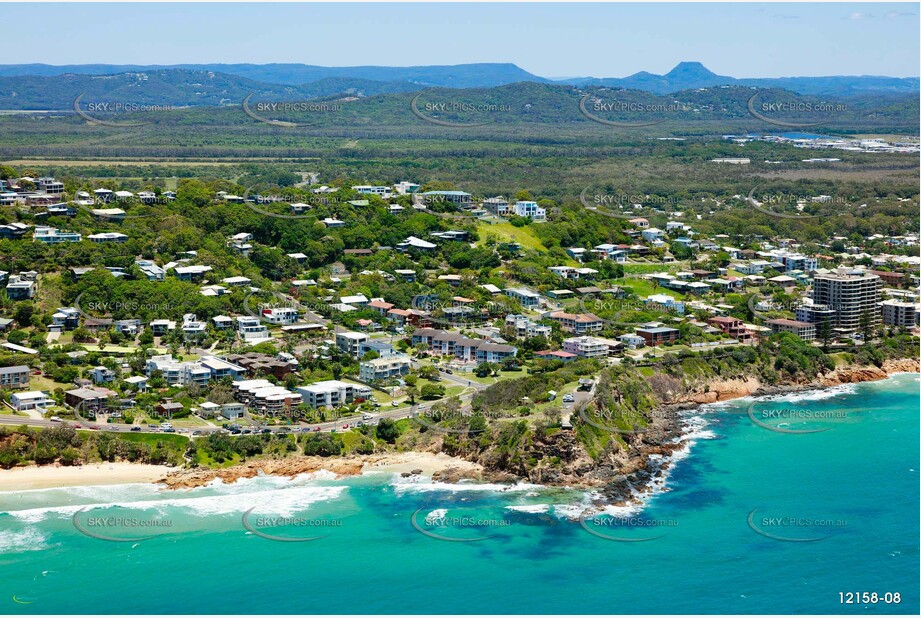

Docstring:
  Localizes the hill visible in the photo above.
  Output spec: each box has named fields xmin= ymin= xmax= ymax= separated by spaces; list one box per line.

xmin=561 ymin=61 xmax=920 ymax=97
xmin=0 ymin=62 xmax=547 ymax=89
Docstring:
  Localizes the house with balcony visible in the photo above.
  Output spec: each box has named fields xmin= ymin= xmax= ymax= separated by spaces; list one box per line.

xmin=237 ymin=316 xmax=271 ymax=344
xmin=10 ymin=391 xmax=53 ymax=411
xmin=513 ymin=200 xmax=546 ymax=221
xmin=33 ymin=227 xmax=81 ymax=243
xmin=359 ymin=354 xmax=411 ymax=382
xmin=0 ymin=365 xmax=30 ymax=389
xmin=505 ymin=287 xmax=541 ymax=310
xmin=295 ymin=380 xmax=372 ymax=409
xmin=547 ymin=311 xmax=604 ymax=335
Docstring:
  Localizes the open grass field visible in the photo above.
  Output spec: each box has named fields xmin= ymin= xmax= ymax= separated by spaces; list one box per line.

xmin=609 ymin=276 xmax=685 ymax=299
xmin=476 ymin=221 xmax=549 ymax=253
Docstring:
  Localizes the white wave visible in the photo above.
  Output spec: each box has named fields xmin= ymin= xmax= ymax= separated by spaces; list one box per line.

xmin=4 ymin=484 xmax=347 ymax=523
xmin=392 ymin=479 xmax=543 ymax=495
xmin=505 ymin=504 xmax=550 ymax=514
xmin=0 ymin=528 xmax=49 ymax=553
xmin=424 ymin=508 xmax=448 ymax=525
xmin=763 ymin=383 xmax=858 ymax=402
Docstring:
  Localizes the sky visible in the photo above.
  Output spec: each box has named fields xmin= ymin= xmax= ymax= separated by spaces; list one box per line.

xmin=3 ymin=3 xmax=919 ymax=78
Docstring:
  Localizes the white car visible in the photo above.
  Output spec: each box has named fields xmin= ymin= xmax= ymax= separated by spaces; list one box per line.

xmin=562 ymin=394 xmax=575 ymax=403
xmin=50 ymin=416 xmax=62 ymax=422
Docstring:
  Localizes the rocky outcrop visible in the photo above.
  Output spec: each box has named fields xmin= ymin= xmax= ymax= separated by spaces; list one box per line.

xmin=158 ymin=456 xmax=365 ymax=489
xmin=672 ymin=376 xmax=763 ymax=404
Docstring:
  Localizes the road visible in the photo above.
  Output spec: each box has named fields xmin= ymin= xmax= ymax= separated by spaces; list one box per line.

xmin=0 ymin=366 xmax=488 ymax=437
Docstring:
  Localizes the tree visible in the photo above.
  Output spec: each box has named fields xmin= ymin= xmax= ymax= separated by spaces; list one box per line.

xmin=817 ymin=317 xmax=833 ymax=351
xmin=475 ymin=362 xmax=497 ymax=378
xmin=13 ymin=303 xmax=34 ymax=327
xmin=420 ymin=383 xmax=445 ymax=400
xmin=375 ymin=418 xmax=399 ymax=443
xmin=859 ymin=310 xmax=875 ymax=342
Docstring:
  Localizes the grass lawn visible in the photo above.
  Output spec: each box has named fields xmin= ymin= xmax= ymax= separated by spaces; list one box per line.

xmin=164 ymin=416 xmax=211 ymax=428
xmin=414 ymin=378 xmax=464 ymax=401
xmin=29 ymin=375 xmax=72 ymax=393
xmin=337 ymin=430 xmax=373 ymax=454
xmin=340 ymin=378 xmax=397 ymax=403
xmin=623 ymin=263 xmax=686 ymax=275
xmin=464 ymin=367 xmax=528 ymax=386
xmin=475 ymin=222 xmax=554 ymax=254
xmin=609 ymin=277 xmax=686 ymax=300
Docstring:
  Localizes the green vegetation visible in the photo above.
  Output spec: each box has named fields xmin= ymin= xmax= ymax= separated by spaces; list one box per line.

xmin=0 ymin=425 xmax=188 ymax=468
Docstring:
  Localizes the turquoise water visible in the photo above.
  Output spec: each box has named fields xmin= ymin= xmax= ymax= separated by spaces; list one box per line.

xmin=2 ymin=374 xmax=918 ymax=614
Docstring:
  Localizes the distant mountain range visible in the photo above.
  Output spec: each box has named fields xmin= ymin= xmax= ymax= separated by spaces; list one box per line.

xmin=566 ymin=61 xmax=920 ymax=97
xmin=0 ymin=62 xmax=915 ymax=111
xmin=0 ymin=62 xmax=547 ymax=89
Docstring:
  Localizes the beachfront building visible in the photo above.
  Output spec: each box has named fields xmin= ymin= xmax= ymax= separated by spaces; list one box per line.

xmin=295 ymin=380 xmax=373 ymax=409
xmin=765 ymin=318 xmax=817 ymax=341
xmin=812 ymin=269 xmax=881 ymax=333
xmin=359 ymin=355 xmax=411 ymax=382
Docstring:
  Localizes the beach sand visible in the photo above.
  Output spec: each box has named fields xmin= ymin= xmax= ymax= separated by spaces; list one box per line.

xmin=361 ymin=451 xmax=482 ymax=476
xmin=0 ymin=462 xmax=174 ymax=491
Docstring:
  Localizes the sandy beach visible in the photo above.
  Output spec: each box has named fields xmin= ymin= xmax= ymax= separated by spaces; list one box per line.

xmin=361 ymin=451 xmax=483 ymax=476
xmin=0 ymin=462 xmax=174 ymax=491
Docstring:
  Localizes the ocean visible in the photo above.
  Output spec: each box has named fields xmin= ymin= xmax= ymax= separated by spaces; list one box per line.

xmin=2 ymin=373 xmax=918 ymax=615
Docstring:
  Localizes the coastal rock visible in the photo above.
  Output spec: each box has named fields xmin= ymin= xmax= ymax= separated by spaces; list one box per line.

xmin=158 ymin=456 xmax=364 ymax=489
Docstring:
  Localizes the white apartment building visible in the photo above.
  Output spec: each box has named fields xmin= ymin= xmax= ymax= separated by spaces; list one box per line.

xmin=562 ymin=336 xmax=612 ymax=358
xmin=513 ymin=200 xmax=546 ymax=221
xmin=295 ymin=380 xmax=373 ymax=409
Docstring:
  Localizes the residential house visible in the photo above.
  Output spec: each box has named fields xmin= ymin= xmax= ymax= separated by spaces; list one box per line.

xmin=359 ymin=355 xmax=411 ymax=382
xmin=0 ymin=365 xmax=30 ymax=389
xmin=10 ymin=391 xmax=53 ymax=411
xmin=635 ymin=326 xmax=680 ymax=346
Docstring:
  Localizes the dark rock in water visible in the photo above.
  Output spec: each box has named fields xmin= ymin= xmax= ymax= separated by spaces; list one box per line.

xmin=400 ymin=472 xmax=412 ymax=478
xmin=410 ymin=469 xmax=423 ymax=475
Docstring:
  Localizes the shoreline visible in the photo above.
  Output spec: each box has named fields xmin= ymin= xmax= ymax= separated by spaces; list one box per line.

xmin=592 ymin=359 xmax=920 ymax=509
xmin=0 ymin=363 xmax=916 ymax=494
xmin=0 ymin=462 xmax=173 ymax=492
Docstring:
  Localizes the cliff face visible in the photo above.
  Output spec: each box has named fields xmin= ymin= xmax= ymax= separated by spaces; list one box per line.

xmin=157 ymin=359 xmax=918 ymax=501
xmin=467 ymin=359 xmax=919 ymax=508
